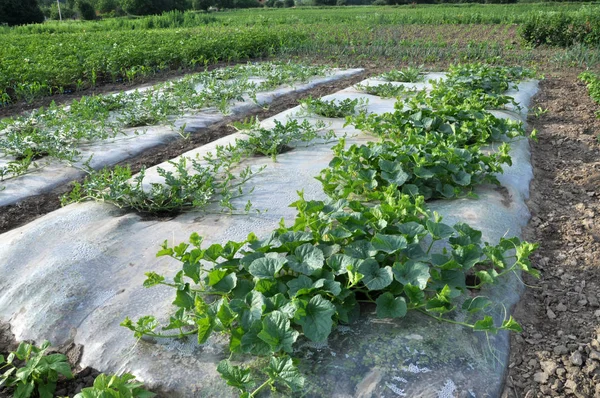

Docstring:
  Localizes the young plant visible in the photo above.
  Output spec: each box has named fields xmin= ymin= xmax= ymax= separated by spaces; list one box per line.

xmin=235 ymin=119 xmax=338 ymax=161
xmin=355 ymin=82 xmax=417 ymax=98
xmin=298 ymin=97 xmax=368 ymax=118
xmin=380 ymin=65 xmax=424 ymax=82
xmin=61 ymin=156 xmax=262 ymax=214
xmin=0 ymin=341 xmax=73 ymax=398
xmin=74 ymin=373 xmax=155 ymax=398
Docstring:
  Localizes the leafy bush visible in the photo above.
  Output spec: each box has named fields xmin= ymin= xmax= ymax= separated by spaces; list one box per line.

xmin=580 ymin=71 xmax=600 ymax=117
xmin=520 ymin=7 xmax=600 ymax=47
xmin=0 ymin=341 xmax=73 ymax=398
xmin=76 ymin=0 xmax=96 ymax=20
xmin=0 ymin=0 xmax=44 ymax=26
xmin=74 ymin=373 xmax=155 ymax=398
xmin=298 ymin=97 xmax=367 ymax=118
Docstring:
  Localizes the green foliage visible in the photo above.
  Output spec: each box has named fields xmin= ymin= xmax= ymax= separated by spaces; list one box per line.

xmin=520 ymin=6 xmax=600 ymax=47
xmin=579 ymin=71 xmax=600 ymax=117
xmin=1 ymin=62 xmax=327 ymax=182
xmin=74 ymin=373 xmax=155 ymax=398
xmin=0 ymin=0 xmax=44 ymax=26
xmin=299 ymin=97 xmax=367 ymax=118
xmin=0 ymin=341 xmax=72 ymax=398
xmin=380 ymin=66 xmax=424 ymax=83
xmin=235 ymin=119 xmax=338 ymax=160
xmin=355 ymin=82 xmax=416 ymax=99
xmin=122 ymin=62 xmax=540 ymax=396
xmin=61 ymin=156 xmax=262 ymax=214
xmin=76 ymin=0 xmax=96 ymax=20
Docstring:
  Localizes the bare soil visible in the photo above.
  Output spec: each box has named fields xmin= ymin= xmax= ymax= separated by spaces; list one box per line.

xmin=502 ymin=74 xmax=600 ymax=398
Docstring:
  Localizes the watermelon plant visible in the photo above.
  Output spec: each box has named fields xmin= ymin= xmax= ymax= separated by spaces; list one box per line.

xmin=298 ymin=97 xmax=368 ymax=118
xmin=122 ymin=63 xmax=540 ymax=397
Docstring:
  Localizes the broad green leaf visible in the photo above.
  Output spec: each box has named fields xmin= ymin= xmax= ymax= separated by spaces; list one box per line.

xmin=264 ymin=355 xmax=305 ymax=392
xmin=426 ymin=220 xmax=454 ymax=239
xmin=392 ymin=260 xmax=430 ymax=290
xmin=240 ymin=321 xmax=272 ymax=356
xmin=208 ymin=269 xmax=237 ymax=293
xmin=404 ymin=284 xmax=425 ymax=306
xmin=501 ymin=316 xmax=522 ymax=332
xmin=397 ymin=222 xmax=427 ymax=239
xmin=358 ymin=259 xmax=393 ymax=291
xmin=462 ymin=296 xmax=492 ymax=313
xmin=371 ymin=233 xmax=408 ymax=254
xmin=375 ymin=292 xmax=407 ymax=319
xmin=287 ymin=275 xmax=314 ymax=297
xmin=173 ymin=287 xmax=194 ymax=310
xmin=344 ymin=240 xmax=377 ymax=259
xmin=257 ymin=311 xmax=299 ymax=353
xmin=326 ymin=254 xmax=359 ymax=275
xmin=287 ymin=244 xmax=324 ymax=275
xmin=248 ymin=257 xmax=287 ymax=279
xmin=217 ymin=360 xmax=255 ymax=392
xmin=294 ymin=295 xmax=336 ymax=342
xmin=196 ymin=316 xmax=214 ymax=344
xmin=473 ymin=316 xmax=497 ymax=332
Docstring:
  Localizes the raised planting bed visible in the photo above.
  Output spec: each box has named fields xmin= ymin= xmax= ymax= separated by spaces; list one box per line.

xmin=0 ymin=63 xmax=362 ymax=207
xmin=0 ymin=64 xmax=539 ymax=397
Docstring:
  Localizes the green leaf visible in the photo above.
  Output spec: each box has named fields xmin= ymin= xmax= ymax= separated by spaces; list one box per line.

xmin=264 ymin=355 xmax=305 ymax=392
xmin=397 ymin=222 xmax=426 ymax=239
xmin=473 ymin=316 xmax=497 ymax=332
xmin=287 ymin=244 xmax=324 ymax=276
xmin=358 ymin=259 xmax=393 ymax=291
xmin=196 ymin=316 xmax=214 ymax=344
xmin=257 ymin=311 xmax=299 ymax=354
xmin=287 ymin=275 xmax=314 ymax=297
xmin=207 ymin=269 xmax=237 ymax=293
xmin=392 ymin=260 xmax=430 ymax=290
xmin=240 ymin=321 xmax=272 ymax=356
xmin=375 ymin=292 xmax=407 ymax=319
xmin=462 ymin=296 xmax=492 ymax=313
xmin=294 ymin=295 xmax=336 ymax=342
xmin=501 ymin=316 xmax=522 ymax=333
xmin=403 ymin=283 xmax=425 ymax=306
xmin=344 ymin=240 xmax=377 ymax=259
xmin=426 ymin=220 xmax=454 ymax=239
xmin=217 ymin=360 xmax=255 ymax=392
xmin=371 ymin=233 xmax=408 ymax=254
xmin=173 ymin=287 xmax=194 ymax=310
xmin=142 ymin=272 xmax=164 ymax=288
xmin=248 ymin=257 xmax=287 ymax=279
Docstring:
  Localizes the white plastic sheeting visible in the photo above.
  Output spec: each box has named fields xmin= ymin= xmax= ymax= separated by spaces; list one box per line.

xmin=0 ymin=73 xmax=539 ymax=397
xmin=0 ymin=68 xmax=363 ymax=207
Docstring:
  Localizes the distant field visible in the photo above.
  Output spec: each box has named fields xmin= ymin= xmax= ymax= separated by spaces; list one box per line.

xmin=1 ymin=3 xmax=599 ymax=105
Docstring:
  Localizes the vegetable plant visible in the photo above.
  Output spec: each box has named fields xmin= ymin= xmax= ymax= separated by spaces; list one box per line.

xmin=298 ymin=97 xmax=367 ymax=118
xmin=0 ymin=341 xmax=72 ymax=398
xmin=74 ymin=374 xmax=155 ymax=398
xmin=355 ymin=82 xmax=417 ymax=98
xmin=380 ymin=65 xmax=424 ymax=82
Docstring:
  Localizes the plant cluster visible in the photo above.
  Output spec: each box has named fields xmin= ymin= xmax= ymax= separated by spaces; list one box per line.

xmin=62 ymin=118 xmax=339 ymax=213
xmin=298 ymin=97 xmax=367 ymax=118
xmin=0 ymin=62 xmax=329 ymax=183
xmin=355 ymin=82 xmax=417 ymax=99
xmin=235 ymin=119 xmax=338 ymax=160
xmin=379 ymin=66 xmax=424 ymax=83
xmin=0 ymin=341 xmax=72 ymax=398
xmin=580 ymin=71 xmax=600 ymax=117
xmin=520 ymin=6 xmax=600 ymax=47
xmin=0 ymin=340 xmax=153 ymax=398
xmin=122 ymin=63 xmax=540 ymax=397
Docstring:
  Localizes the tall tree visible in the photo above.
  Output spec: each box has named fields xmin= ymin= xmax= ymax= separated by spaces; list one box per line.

xmin=0 ymin=0 xmax=45 ymax=25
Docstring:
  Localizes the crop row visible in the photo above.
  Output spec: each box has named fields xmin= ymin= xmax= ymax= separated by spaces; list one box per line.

xmin=115 ymin=64 xmax=539 ymax=396
xmin=0 ymin=27 xmax=305 ymax=105
xmin=1 ymin=3 xmax=595 ymax=36
xmin=580 ymin=71 xmax=600 ymax=117
xmin=0 ymin=62 xmax=327 ymax=183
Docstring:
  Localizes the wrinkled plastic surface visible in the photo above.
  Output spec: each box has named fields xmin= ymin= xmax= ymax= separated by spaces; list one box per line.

xmin=0 ymin=73 xmax=538 ymax=397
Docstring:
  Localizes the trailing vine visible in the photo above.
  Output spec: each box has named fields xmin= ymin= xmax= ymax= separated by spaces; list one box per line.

xmin=122 ymin=64 xmax=541 ymax=396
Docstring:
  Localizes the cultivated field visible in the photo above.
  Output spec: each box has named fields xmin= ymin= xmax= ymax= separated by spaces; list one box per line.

xmin=1 ymin=3 xmax=600 ymax=398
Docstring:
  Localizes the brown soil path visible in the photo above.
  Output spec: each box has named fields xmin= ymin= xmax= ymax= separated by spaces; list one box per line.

xmin=503 ymin=74 xmax=600 ymax=398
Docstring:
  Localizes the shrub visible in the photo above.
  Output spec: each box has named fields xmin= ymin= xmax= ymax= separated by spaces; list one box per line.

xmin=76 ymin=0 xmax=96 ymax=20
xmin=0 ymin=0 xmax=45 ymax=26
xmin=520 ymin=7 xmax=600 ymax=47
xmin=284 ymin=0 xmax=295 ymax=7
